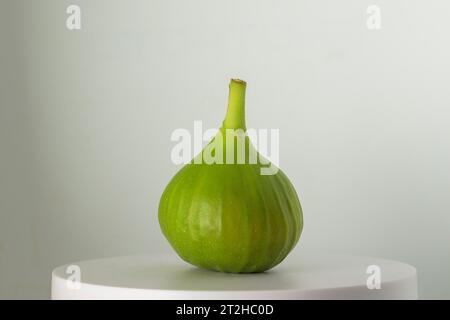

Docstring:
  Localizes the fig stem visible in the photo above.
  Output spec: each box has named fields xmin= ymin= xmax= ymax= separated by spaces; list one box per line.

xmin=223 ymin=79 xmax=246 ymax=130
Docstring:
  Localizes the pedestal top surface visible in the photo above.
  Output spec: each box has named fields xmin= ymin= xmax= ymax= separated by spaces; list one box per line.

xmin=52 ymin=253 xmax=417 ymax=299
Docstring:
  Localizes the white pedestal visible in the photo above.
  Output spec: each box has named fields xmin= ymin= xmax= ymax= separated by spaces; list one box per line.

xmin=51 ymin=254 xmax=417 ymax=300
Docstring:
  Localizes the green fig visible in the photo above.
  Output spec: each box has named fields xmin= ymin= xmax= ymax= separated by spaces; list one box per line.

xmin=158 ymin=79 xmax=303 ymax=273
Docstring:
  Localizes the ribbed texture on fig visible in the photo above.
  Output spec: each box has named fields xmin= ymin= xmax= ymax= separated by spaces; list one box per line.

xmin=158 ymin=79 xmax=303 ymax=273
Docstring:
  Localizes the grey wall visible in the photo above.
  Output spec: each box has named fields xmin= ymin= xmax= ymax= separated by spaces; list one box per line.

xmin=1 ymin=0 xmax=449 ymax=299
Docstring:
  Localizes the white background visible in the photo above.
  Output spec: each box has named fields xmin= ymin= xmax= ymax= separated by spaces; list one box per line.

xmin=1 ymin=0 xmax=449 ymax=299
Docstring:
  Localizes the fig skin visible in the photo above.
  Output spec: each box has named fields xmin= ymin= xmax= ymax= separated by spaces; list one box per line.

xmin=158 ymin=80 xmax=303 ymax=273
